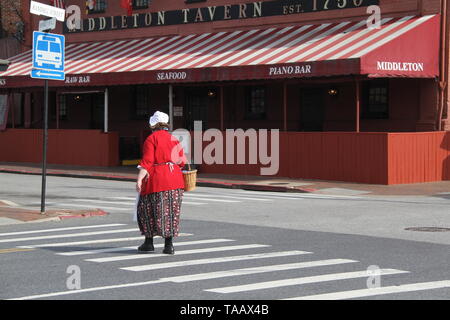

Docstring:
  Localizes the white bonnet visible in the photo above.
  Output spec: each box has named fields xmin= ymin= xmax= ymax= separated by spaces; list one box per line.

xmin=149 ymin=111 xmax=169 ymax=127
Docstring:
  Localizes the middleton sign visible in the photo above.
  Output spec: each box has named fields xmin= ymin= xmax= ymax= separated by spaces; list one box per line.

xmin=64 ymin=0 xmax=379 ymax=33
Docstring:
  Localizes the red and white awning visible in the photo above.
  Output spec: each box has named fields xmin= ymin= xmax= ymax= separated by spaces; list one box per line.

xmin=0 ymin=14 xmax=440 ymax=88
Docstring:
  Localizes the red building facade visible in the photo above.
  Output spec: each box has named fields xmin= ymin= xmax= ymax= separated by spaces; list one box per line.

xmin=0 ymin=0 xmax=449 ymax=184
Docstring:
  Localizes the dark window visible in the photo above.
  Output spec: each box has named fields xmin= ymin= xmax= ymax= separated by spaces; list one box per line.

xmin=133 ymin=0 xmax=149 ymax=9
xmin=59 ymin=95 xmax=67 ymax=120
xmin=134 ymin=85 xmax=149 ymax=119
xmin=362 ymin=80 xmax=389 ymax=119
xmin=87 ymin=0 xmax=107 ymax=14
xmin=185 ymin=0 xmax=207 ymax=3
xmin=245 ymin=86 xmax=266 ymax=120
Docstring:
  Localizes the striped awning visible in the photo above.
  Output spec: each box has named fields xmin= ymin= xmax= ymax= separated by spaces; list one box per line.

xmin=0 ymin=14 xmax=440 ymax=88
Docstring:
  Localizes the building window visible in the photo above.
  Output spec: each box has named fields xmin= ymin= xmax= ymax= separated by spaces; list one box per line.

xmin=87 ymin=0 xmax=107 ymax=14
xmin=362 ymin=80 xmax=389 ymax=119
xmin=133 ymin=0 xmax=149 ymax=9
xmin=185 ymin=0 xmax=207 ymax=3
xmin=134 ymin=85 xmax=149 ymax=119
xmin=59 ymin=95 xmax=67 ymax=120
xmin=245 ymin=86 xmax=266 ymax=120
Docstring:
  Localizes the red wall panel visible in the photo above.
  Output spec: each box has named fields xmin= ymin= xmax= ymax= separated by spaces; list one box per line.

xmin=0 ymin=129 xmax=119 ymax=167
xmin=198 ymin=131 xmax=450 ymax=184
xmin=387 ymin=132 xmax=450 ymax=184
xmin=198 ymin=131 xmax=389 ymax=184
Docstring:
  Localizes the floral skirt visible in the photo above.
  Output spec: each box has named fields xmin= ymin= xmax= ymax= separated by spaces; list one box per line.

xmin=137 ymin=189 xmax=183 ymax=238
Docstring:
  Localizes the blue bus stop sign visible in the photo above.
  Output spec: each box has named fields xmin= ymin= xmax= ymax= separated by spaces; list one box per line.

xmin=31 ymin=31 xmax=65 ymax=81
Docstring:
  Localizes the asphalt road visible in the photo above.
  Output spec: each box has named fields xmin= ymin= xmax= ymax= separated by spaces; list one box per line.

xmin=0 ymin=173 xmax=449 ymax=301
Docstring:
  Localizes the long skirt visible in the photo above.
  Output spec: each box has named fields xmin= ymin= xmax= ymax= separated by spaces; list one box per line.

xmin=137 ymin=189 xmax=183 ymax=238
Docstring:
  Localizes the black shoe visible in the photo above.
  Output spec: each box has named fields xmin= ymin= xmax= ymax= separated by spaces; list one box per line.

xmin=162 ymin=237 xmax=174 ymax=255
xmin=138 ymin=237 xmax=154 ymax=253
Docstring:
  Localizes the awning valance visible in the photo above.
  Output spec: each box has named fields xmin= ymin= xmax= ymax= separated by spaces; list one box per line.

xmin=0 ymin=14 xmax=440 ymax=88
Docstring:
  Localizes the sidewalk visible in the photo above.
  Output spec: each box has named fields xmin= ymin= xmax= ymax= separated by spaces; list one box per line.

xmin=1 ymin=162 xmax=449 ymax=225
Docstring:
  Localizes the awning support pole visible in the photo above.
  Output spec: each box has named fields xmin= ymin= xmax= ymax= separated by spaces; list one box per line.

xmin=355 ymin=79 xmax=361 ymax=133
xmin=104 ymin=88 xmax=108 ymax=133
xmin=220 ymin=86 xmax=224 ymax=131
xmin=10 ymin=92 xmax=15 ymax=129
xmin=283 ymin=82 xmax=287 ymax=132
xmin=169 ymin=84 xmax=174 ymax=131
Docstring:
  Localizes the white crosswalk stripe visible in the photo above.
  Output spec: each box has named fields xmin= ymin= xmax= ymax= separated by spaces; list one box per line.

xmin=161 ymin=259 xmax=359 ymax=283
xmin=183 ymin=197 xmax=240 ymax=203
xmin=85 ymin=244 xmax=271 ymax=263
xmin=56 ymin=238 xmax=235 ymax=256
xmin=0 ymin=228 xmax=140 ymax=243
xmin=71 ymin=199 xmax=135 ymax=205
xmin=43 ymin=190 xmax=293 ymax=211
xmin=0 ymin=223 xmax=126 ymax=237
xmin=283 ymin=280 xmax=450 ymax=300
xmin=121 ymin=250 xmax=312 ymax=272
xmin=5 ymin=223 xmax=448 ymax=300
xmin=184 ymin=194 xmax=273 ymax=202
xmin=24 ymin=189 xmax=363 ymax=214
xmin=204 ymin=269 xmax=410 ymax=294
xmin=47 ymin=202 xmax=131 ymax=211
xmin=17 ymin=233 xmax=193 ymax=248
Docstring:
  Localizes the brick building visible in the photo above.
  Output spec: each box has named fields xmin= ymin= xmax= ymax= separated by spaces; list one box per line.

xmin=0 ymin=0 xmax=23 ymax=58
xmin=0 ymin=0 xmax=449 ymax=184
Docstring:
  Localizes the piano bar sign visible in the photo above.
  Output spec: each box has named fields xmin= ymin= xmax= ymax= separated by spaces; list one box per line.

xmin=64 ymin=0 xmax=379 ymax=33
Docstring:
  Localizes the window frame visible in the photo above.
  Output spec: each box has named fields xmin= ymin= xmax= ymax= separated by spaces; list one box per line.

xmin=362 ymin=80 xmax=389 ymax=120
xmin=58 ymin=94 xmax=68 ymax=121
xmin=185 ymin=0 xmax=207 ymax=4
xmin=132 ymin=85 xmax=150 ymax=120
xmin=245 ymin=86 xmax=267 ymax=120
xmin=133 ymin=0 xmax=149 ymax=9
xmin=87 ymin=0 xmax=107 ymax=14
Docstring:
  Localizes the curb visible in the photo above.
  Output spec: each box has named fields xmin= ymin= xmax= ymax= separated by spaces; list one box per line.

xmin=0 ymin=208 xmax=109 ymax=226
xmin=57 ymin=209 xmax=109 ymax=220
xmin=0 ymin=168 xmax=135 ymax=182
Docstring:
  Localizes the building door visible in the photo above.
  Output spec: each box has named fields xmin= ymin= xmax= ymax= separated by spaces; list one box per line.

xmin=185 ymin=89 xmax=208 ymax=131
xmin=300 ymin=88 xmax=325 ymax=131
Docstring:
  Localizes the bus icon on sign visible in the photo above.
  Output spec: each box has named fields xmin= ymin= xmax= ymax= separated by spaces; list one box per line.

xmin=35 ymin=34 xmax=63 ymax=69
xmin=31 ymin=31 xmax=65 ymax=81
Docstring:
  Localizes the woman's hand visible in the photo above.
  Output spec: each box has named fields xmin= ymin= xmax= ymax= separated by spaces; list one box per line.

xmin=136 ymin=168 xmax=148 ymax=193
xmin=136 ymin=179 xmax=142 ymax=193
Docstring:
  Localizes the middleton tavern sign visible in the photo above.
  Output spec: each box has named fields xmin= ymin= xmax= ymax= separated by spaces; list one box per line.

xmin=64 ymin=0 xmax=379 ymax=33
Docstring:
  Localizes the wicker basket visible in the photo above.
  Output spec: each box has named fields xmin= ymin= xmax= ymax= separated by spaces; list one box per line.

xmin=182 ymin=165 xmax=197 ymax=192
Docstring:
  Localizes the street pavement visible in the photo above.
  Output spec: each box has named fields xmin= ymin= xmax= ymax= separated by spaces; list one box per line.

xmin=1 ymin=161 xmax=449 ymax=226
xmin=0 ymin=172 xmax=449 ymax=301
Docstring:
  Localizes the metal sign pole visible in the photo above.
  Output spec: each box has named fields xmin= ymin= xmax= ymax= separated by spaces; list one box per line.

xmin=40 ymin=79 xmax=48 ymax=214
xmin=30 ymin=3 xmax=66 ymax=215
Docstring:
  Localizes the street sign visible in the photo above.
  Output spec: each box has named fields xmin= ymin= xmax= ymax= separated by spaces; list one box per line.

xmin=30 ymin=31 xmax=65 ymax=81
xmin=39 ymin=17 xmax=57 ymax=32
xmin=30 ymin=0 xmax=66 ymax=22
xmin=31 ymin=69 xmax=65 ymax=80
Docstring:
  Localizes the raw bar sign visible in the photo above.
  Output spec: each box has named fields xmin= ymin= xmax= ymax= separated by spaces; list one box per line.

xmin=64 ymin=0 xmax=379 ymax=33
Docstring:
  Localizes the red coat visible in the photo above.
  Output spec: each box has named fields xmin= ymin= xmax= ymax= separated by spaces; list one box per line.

xmin=139 ymin=129 xmax=186 ymax=194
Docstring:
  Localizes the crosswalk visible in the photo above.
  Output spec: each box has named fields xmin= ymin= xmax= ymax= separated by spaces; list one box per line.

xmin=34 ymin=190 xmax=362 ymax=212
xmin=2 ymin=222 xmax=450 ymax=300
